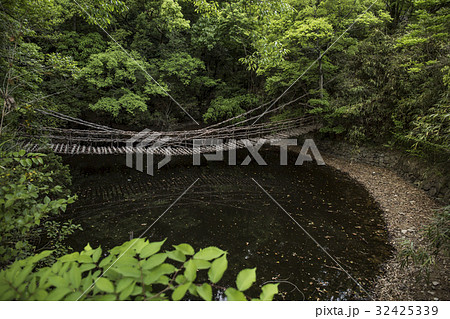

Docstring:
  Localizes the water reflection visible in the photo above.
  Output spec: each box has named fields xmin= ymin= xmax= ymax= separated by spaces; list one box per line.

xmin=63 ymin=150 xmax=392 ymax=300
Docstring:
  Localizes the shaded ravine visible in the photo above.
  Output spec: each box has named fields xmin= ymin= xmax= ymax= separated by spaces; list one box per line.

xmin=61 ymin=150 xmax=392 ymax=300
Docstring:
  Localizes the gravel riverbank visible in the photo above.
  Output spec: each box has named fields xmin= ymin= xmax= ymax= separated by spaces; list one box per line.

xmin=322 ymin=154 xmax=448 ymax=300
xmin=289 ymin=145 xmax=448 ymax=300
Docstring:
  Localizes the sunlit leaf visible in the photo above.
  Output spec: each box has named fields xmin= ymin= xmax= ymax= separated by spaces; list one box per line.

xmin=95 ymin=278 xmax=114 ymax=293
xmin=260 ymin=283 xmax=279 ymax=301
xmin=197 ymin=283 xmax=212 ymax=301
xmin=140 ymin=239 xmax=166 ymax=258
xmin=225 ymin=288 xmax=246 ymax=301
xmin=172 ymin=282 xmax=190 ymax=301
xmin=173 ymin=244 xmax=195 ymax=255
xmin=193 ymin=247 xmax=224 ymax=260
xmin=236 ymin=268 xmax=256 ymax=292
xmin=184 ymin=260 xmax=197 ymax=282
xmin=208 ymin=254 xmax=227 ymax=283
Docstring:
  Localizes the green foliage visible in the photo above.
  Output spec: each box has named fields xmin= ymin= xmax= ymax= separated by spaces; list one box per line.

xmin=187 ymin=0 xmax=219 ymax=16
xmin=72 ymin=0 xmax=129 ymax=27
xmin=388 ymin=1 xmax=450 ymax=152
xmin=203 ymin=94 xmax=259 ymax=123
xmin=322 ymin=1 xmax=450 ymax=152
xmin=151 ymin=0 xmax=191 ymax=31
xmin=191 ymin=17 xmax=219 ymax=51
xmin=77 ymin=49 xmax=166 ymax=119
xmin=0 ymin=239 xmax=279 ymax=301
xmin=53 ymin=32 xmax=107 ymax=66
xmin=0 ymin=150 xmax=77 ymax=266
xmin=235 ymin=267 xmax=256 ymax=291
xmin=41 ymin=220 xmax=83 ymax=263
xmin=425 ymin=206 xmax=450 ymax=257
xmin=399 ymin=241 xmax=435 ymax=282
xmin=0 ymin=0 xmax=82 ymax=134
xmin=160 ymin=53 xmax=205 ymax=86
xmin=270 ymin=108 xmax=306 ymax=122
xmin=2 ymin=0 xmax=449 ymax=152
xmin=399 ymin=206 xmax=449 ymax=282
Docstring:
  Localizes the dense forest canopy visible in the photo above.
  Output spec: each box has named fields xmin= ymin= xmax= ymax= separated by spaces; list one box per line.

xmin=0 ymin=0 xmax=449 ymax=301
xmin=0 ymin=0 xmax=449 ymax=148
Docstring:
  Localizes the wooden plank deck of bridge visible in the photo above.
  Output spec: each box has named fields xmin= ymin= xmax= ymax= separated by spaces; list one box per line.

xmin=24 ymin=122 xmax=321 ymax=156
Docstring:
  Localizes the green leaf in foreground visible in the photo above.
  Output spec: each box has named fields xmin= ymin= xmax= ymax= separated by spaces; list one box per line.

xmin=173 ymin=243 xmax=195 ymax=255
xmin=139 ymin=239 xmax=166 ymax=258
xmin=225 ymin=287 xmax=246 ymax=301
xmin=95 ymin=278 xmax=114 ymax=293
xmin=45 ymin=287 xmax=72 ymax=301
xmin=197 ymin=283 xmax=212 ymax=301
xmin=259 ymin=283 xmax=279 ymax=301
xmin=0 ymin=239 xmax=275 ymax=301
xmin=208 ymin=253 xmax=227 ymax=283
xmin=69 ymin=266 xmax=81 ymax=289
xmin=236 ymin=268 xmax=256 ymax=292
xmin=193 ymin=247 xmax=224 ymax=260
xmin=141 ymin=253 xmax=167 ymax=270
xmin=184 ymin=259 xmax=197 ymax=282
xmin=167 ymin=249 xmax=186 ymax=263
xmin=116 ymin=277 xmax=134 ymax=293
xmin=193 ymin=259 xmax=211 ymax=270
xmin=172 ymin=282 xmax=191 ymax=301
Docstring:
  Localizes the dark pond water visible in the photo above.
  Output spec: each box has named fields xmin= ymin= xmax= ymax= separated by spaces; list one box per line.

xmin=62 ymin=149 xmax=392 ymax=300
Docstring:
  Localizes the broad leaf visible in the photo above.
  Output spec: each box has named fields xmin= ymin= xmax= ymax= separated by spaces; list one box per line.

xmin=143 ymin=263 xmax=176 ymax=285
xmin=173 ymin=244 xmax=195 ymax=255
xmin=167 ymin=249 xmax=186 ymax=263
xmin=197 ymin=283 xmax=212 ymax=301
xmin=119 ymin=282 xmax=135 ymax=300
xmin=207 ymin=254 xmax=227 ymax=283
xmin=139 ymin=239 xmax=166 ymax=258
xmin=184 ymin=260 xmax=197 ymax=282
xmin=69 ymin=266 xmax=81 ymax=289
xmin=116 ymin=278 xmax=134 ymax=293
xmin=193 ymin=259 xmax=211 ymax=270
xmin=260 ymin=283 xmax=279 ymax=301
xmin=112 ymin=266 xmax=141 ymax=278
xmin=172 ymin=282 xmax=190 ymax=301
xmin=225 ymin=288 xmax=246 ymax=301
xmin=95 ymin=278 xmax=115 ymax=293
xmin=45 ymin=287 xmax=72 ymax=301
xmin=141 ymin=253 xmax=167 ymax=270
xmin=193 ymin=247 xmax=224 ymax=260
xmin=236 ymin=268 xmax=256 ymax=292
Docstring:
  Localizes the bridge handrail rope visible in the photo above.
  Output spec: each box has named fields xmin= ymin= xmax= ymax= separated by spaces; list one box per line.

xmin=35 ymin=108 xmax=123 ymax=132
xmin=33 ymin=102 xmax=304 ymax=138
xmin=33 ymin=95 xmax=307 ymax=144
xmin=30 ymin=115 xmax=316 ymax=142
xmin=32 ymin=67 xmax=339 ymax=137
xmin=31 ymin=72 xmax=337 ymax=141
xmin=196 ymin=75 xmax=338 ymax=135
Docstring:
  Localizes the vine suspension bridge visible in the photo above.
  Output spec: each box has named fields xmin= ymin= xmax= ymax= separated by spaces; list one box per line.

xmin=23 ymin=97 xmax=321 ymax=156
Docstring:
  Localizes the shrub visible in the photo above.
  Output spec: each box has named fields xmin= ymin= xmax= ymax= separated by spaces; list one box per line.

xmin=0 ymin=239 xmax=279 ymax=301
xmin=0 ymin=150 xmax=77 ymax=266
xmin=399 ymin=206 xmax=449 ymax=282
